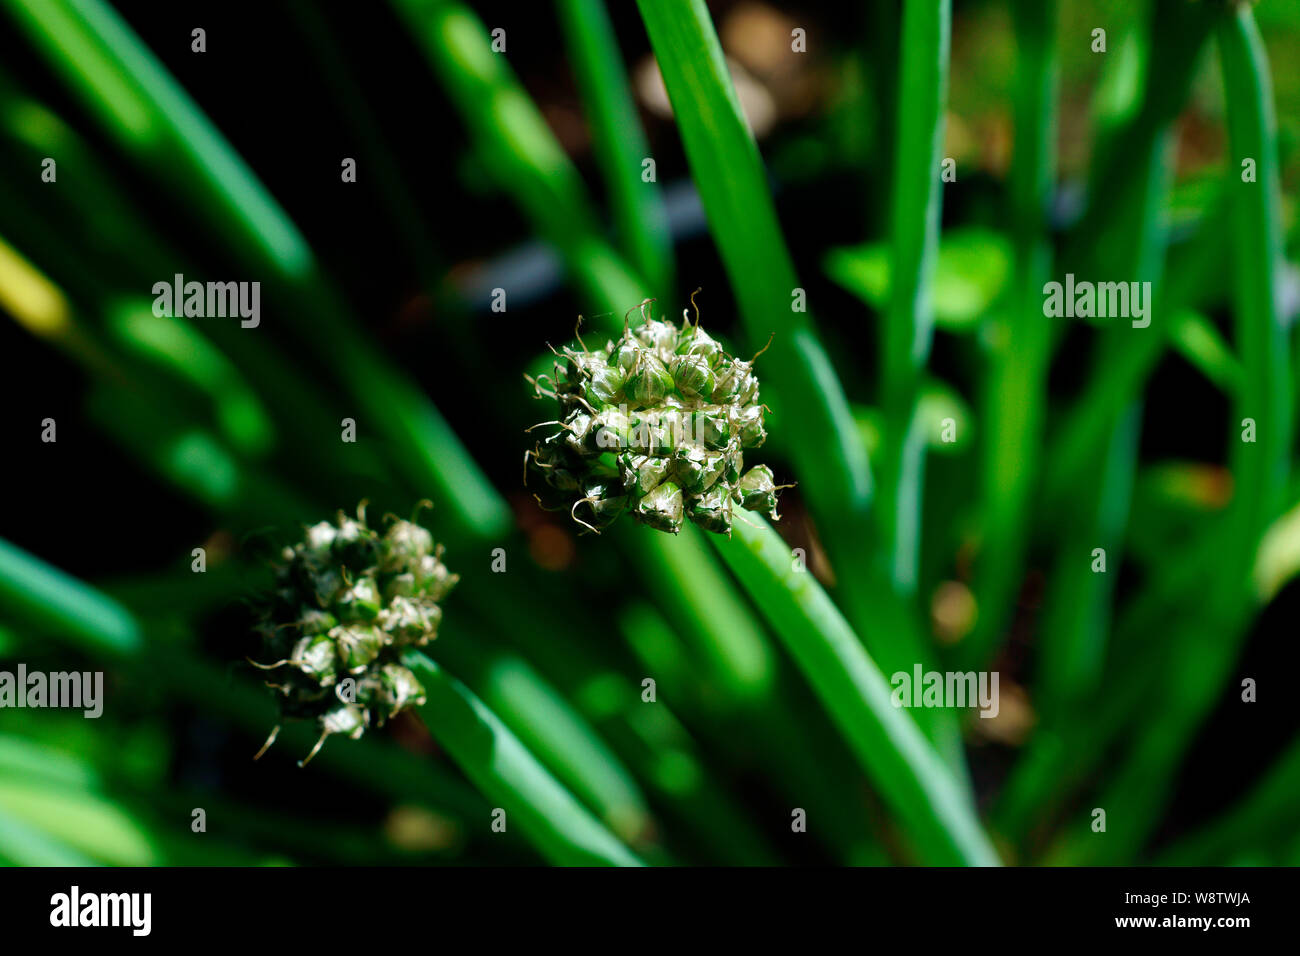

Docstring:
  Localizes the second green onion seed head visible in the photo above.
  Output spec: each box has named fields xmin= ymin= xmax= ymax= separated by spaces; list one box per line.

xmin=249 ymin=503 xmax=457 ymax=765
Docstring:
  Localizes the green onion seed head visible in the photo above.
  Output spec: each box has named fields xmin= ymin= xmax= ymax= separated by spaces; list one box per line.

xmin=250 ymin=503 xmax=457 ymax=763
xmin=526 ymin=300 xmax=784 ymax=535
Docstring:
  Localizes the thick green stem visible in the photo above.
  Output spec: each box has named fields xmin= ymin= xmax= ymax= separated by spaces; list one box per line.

xmin=710 ymin=517 xmax=998 ymax=866
xmin=434 ymin=620 xmax=654 ymax=848
xmin=625 ymin=524 xmax=775 ymax=707
xmin=404 ymin=652 xmax=644 ymax=866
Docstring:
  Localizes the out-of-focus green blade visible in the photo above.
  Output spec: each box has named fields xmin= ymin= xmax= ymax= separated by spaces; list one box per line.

xmin=3 ymin=0 xmax=509 ymax=540
xmin=0 ymin=538 xmax=141 ymax=656
xmin=711 ymin=517 xmax=998 ymax=866
xmin=404 ymin=652 xmax=644 ymax=866
xmin=557 ymin=0 xmax=675 ymax=301
xmin=963 ymin=0 xmax=1055 ymax=668
xmin=390 ymin=0 xmax=645 ymax=320
xmin=877 ymin=0 xmax=949 ymax=594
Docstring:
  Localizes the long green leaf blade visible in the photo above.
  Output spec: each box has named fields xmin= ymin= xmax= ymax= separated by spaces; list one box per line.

xmin=878 ymin=0 xmax=949 ymax=594
xmin=557 ymin=0 xmax=675 ymax=300
xmin=711 ymin=518 xmax=998 ymax=866
xmin=404 ymin=651 xmax=644 ymax=866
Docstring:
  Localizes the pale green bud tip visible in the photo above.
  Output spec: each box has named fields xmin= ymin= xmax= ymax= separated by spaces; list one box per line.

xmin=525 ymin=300 xmax=785 ymax=536
xmin=249 ymin=503 xmax=457 ymax=764
xmin=738 ymin=465 xmax=781 ymax=520
xmin=637 ymin=481 xmax=684 ymax=533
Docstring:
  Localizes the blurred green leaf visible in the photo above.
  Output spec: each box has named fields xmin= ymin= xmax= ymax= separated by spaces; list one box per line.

xmin=1168 ymin=308 xmax=1243 ymax=393
xmin=390 ymin=0 xmax=645 ymax=320
xmin=825 ymin=228 xmax=1012 ymax=331
xmin=557 ymin=0 xmax=675 ymax=300
xmin=1253 ymin=496 xmax=1300 ymax=601
xmin=404 ymin=651 xmax=644 ymax=867
xmin=0 ymin=780 xmax=159 ymax=865
xmin=0 ymin=537 xmax=141 ymax=656
xmin=712 ymin=517 xmax=998 ymax=866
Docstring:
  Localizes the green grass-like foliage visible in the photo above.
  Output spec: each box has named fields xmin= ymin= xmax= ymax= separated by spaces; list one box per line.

xmin=1 ymin=0 xmax=1298 ymax=868
xmin=526 ymin=301 xmax=782 ymax=536
xmin=251 ymin=505 xmax=458 ymax=764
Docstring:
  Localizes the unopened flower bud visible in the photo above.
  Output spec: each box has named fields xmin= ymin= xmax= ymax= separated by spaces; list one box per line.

xmin=637 ymin=480 xmax=684 ymax=533
xmin=737 ymin=465 xmax=780 ymax=519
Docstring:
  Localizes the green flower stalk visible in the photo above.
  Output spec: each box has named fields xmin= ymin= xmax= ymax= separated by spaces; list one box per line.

xmin=526 ymin=297 xmax=783 ymax=536
xmin=250 ymin=503 xmax=458 ymax=765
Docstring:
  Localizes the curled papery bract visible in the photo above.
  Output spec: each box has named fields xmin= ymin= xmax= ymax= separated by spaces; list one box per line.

xmin=526 ymin=302 xmax=784 ymax=535
xmin=249 ymin=504 xmax=457 ymax=763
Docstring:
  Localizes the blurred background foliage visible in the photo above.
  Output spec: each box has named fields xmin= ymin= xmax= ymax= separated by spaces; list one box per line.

xmin=0 ymin=0 xmax=1298 ymax=866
